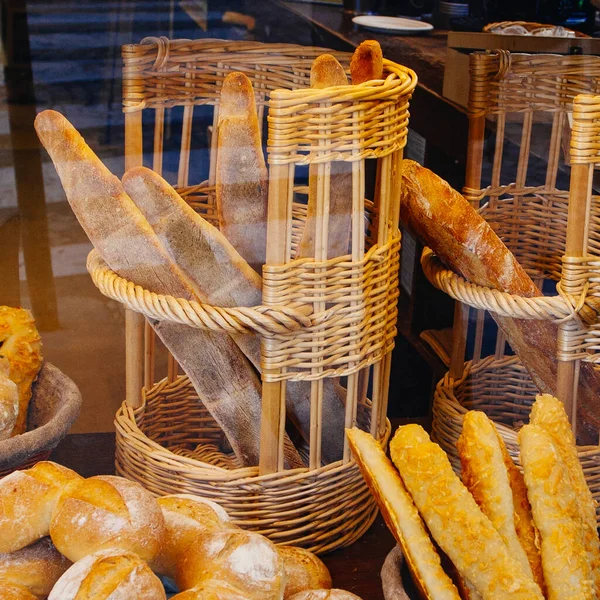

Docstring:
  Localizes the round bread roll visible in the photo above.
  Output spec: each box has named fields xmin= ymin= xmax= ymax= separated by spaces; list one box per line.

xmin=176 ymin=529 xmax=285 ymax=598
xmin=153 ymin=493 xmax=233 ymax=578
xmin=170 ymin=580 xmax=248 ymax=599
xmin=0 ymin=461 xmax=82 ymax=553
xmin=49 ymin=475 xmax=165 ymax=563
xmin=0 ymin=537 xmax=71 ymax=597
xmin=48 ymin=549 xmax=165 ymax=600
xmin=0 ymin=582 xmax=38 ymax=600
xmin=288 ymin=591 xmax=362 ymax=600
xmin=278 ymin=546 xmax=332 ymax=598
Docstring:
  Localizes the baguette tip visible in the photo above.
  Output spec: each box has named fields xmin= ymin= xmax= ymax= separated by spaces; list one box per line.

xmin=219 ymin=72 xmax=256 ymax=119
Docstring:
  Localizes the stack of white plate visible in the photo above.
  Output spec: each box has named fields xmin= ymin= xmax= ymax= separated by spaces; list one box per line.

xmin=437 ymin=1 xmax=469 ymax=16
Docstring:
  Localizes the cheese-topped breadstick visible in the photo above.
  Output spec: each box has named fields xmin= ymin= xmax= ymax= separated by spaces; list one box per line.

xmin=390 ymin=424 xmax=543 ymax=599
xmin=350 ymin=40 xmax=383 ymax=85
xmin=346 ymin=428 xmax=461 ymax=600
xmin=519 ymin=423 xmax=594 ymax=600
xmin=530 ymin=394 xmax=600 ymax=594
xmin=457 ymin=411 xmax=543 ymax=590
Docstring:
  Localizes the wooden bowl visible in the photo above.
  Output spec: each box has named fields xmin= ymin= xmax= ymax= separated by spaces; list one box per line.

xmin=0 ymin=362 xmax=82 ymax=475
xmin=381 ymin=546 xmax=416 ymax=600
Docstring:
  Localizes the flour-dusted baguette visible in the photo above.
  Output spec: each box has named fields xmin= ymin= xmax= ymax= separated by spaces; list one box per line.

xmin=400 ymin=159 xmax=600 ymax=442
xmin=123 ymin=167 xmax=345 ymax=464
xmin=35 ymin=109 xmax=296 ymax=467
xmin=519 ymin=423 xmax=594 ymax=600
xmin=390 ymin=424 xmax=544 ymax=599
xmin=216 ymin=72 xmax=268 ymax=274
xmin=350 ymin=41 xmax=383 ymax=85
xmin=346 ymin=428 xmax=461 ymax=600
xmin=457 ymin=411 xmax=543 ymax=590
xmin=530 ymin=394 xmax=600 ymax=594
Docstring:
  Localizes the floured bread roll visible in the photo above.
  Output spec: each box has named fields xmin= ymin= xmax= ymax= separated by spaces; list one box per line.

xmin=0 ymin=357 xmax=18 ymax=440
xmin=0 ymin=582 xmax=38 ymax=600
xmin=0 ymin=537 xmax=71 ymax=597
xmin=288 ymin=590 xmax=362 ymax=599
xmin=0 ymin=461 xmax=82 ymax=553
xmin=279 ymin=546 xmax=332 ymax=598
xmin=48 ymin=549 xmax=165 ymax=600
xmin=176 ymin=529 xmax=285 ymax=599
xmin=49 ymin=475 xmax=165 ymax=563
xmin=152 ymin=493 xmax=234 ymax=578
xmin=170 ymin=580 xmax=248 ymax=599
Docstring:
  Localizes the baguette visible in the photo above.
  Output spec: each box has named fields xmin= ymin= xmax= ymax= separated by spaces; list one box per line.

xmin=390 ymin=424 xmax=544 ymax=599
xmin=34 ymin=109 xmax=299 ymax=468
xmin=346 ymin=427 xmax=461 ymax=600
xmin=216 ymin=72 xmax=268 ymax=274
xmin=123 ymin=166 xmax=345 ymax=464
xmin=400 ymin=158 xmax=600 ymax=442
xmin=530 ymin=394 xmax=600 ymax=594
xmin=350 ymin=41 xmax=383 ymax=84
xmin=457 ymin=411 xmax=543 ymax=590
xmin=519 ymin=423 xmax=594 ymax=600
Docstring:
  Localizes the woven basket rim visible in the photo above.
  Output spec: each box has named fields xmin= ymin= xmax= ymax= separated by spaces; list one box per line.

xmin=483 ymin=20 xmax=590 ymax=38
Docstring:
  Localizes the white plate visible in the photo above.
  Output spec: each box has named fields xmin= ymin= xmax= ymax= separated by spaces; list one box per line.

xmin=352 ymin=15 xmax=433 ymax=35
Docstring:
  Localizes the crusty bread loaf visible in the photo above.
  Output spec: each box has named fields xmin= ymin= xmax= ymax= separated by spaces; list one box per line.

xmin=390 ymin=424 xmax=544 ymax=599
xmin=278 ymin=546 xmax=332 ymax=598
xmin=350 ymin=41 xmax=383 ymax=84
xmin=519 ymin=424 xmax=594 ymax=600
xmin=0 ymin=461 xmax=82 ymax=553
xmin=152 ymin=493 xmax=234 ymax=578
xmin=216 ymin=72 xmax=268 ymax=274
xmin=48 ymin=549 xmax=166 ymax=600
xmin=346 ymin=427 xmax=461 ymax=600
xmin=288 ymin=591 xmax=362 ymax=600
xmin=35 ymin=109 xmax=272 ymax=467
xmin=176 ymin=529 xmax=285 ymax=598
xmin=457 ymin=411 xmax=539 ymax=586
xmin=0 ymin=583 xmax=37 ymax=600
xmin=0 ymin=357 xmax=18 ymax=440
xmin=0 ymin=306 xmax=43 ymax=435
xmin=400 ymin=159 xmax=600 ymax=442
xmin=530 ymin=394 xmax=600 ymax=594
xmin=0 ymin=537 xmax=71 ymax=597
xmin=49 ymin=475 xmax=165 ymax=563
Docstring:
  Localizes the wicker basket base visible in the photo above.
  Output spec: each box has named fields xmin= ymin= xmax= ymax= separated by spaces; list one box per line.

xmin=432 ymin=355 xmax=600 ymax=523
xmin=115 ymin=375 xmax=389 ymax=554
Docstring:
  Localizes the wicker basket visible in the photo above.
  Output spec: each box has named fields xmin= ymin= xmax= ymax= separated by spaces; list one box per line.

xmin=86 ymin=39 xmax=417 ymax=552
xmin=483 ymin=20 xmax=590 ymax=37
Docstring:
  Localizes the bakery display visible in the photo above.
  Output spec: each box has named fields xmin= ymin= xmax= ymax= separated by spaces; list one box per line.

xmin=279 ymin=546 xmax=332 ymax=599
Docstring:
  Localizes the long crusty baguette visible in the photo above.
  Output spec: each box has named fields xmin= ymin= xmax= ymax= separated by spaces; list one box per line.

xmin=122 ymin=167 xmax=346 ymax=464
xmin=216 ymin=72 xmax=268 ymax=274
xmin=346 ymin=427 xmax=461 ymax=600
xmin=390 ymin=424 xmax=544 ymax=599
xmin=34 ymin=109 xmax=303 ymax=468
xmin=457 ymin=411 xmax=543 ymax=590
xmin=297 ymin=55 xmax=352 ymax=260
xmin=530 ymin=394 xmax=600 ymax=594
xmin=350 ymin=41 xmax=383 ymax=85
xmin=400 ymin=159 xmax=600 ymax=443
xmin=519 ymin=423 xmax=594 ymax=600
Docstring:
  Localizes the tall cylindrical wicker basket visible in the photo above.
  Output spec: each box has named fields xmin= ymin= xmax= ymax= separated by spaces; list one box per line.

xmin=87 ymin=39 xmax=417 ymax=553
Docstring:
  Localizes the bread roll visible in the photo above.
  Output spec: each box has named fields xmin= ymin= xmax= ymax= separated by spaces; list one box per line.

xmin=170 ymin=581 xmax=250 ymax=599
xmin=48 ymin=549 xmax=165 ymax=600
xmin=49 ymin=475 xmax=165 ymax=563
xmin=278 ymin=546 xmax=332 ymax=598
xmin=0 ymin=357 xmax=18 ymax=440
xmin=288 ymin=591 xmax=362 ymax=600
xmin=176 ymin=529 xmax=285 ymax=599
xmin=400 ymin=159 xmax=600 ymax=442
xmin=519 ymin=423 xmax=594 ymax=599
xmin=529 ymin=394 xmax=600 ymax=593
xmin=0 ymin=583 xmax=38 ymax=600
xmin=153 ymin=493 xmax=233 ymax=578
xmin=216 ymin=72 xmax=268 ymax=274
xmin=0 ymin=461 xmax=82 ymax=553
xmin=346 ymin=427 xmax=461 ymax=600
xmin=0 ymin=306 xmax=43 ymax=435
xmin=457 ymin=411 xmax=539 ymax=585
xmin=390 ymin=424 xmax=544 ymax=599
xmin=0 ymin=537 xmax=71 ymax=597
xmin=350 ymin=41 xmax=383 ymax=84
